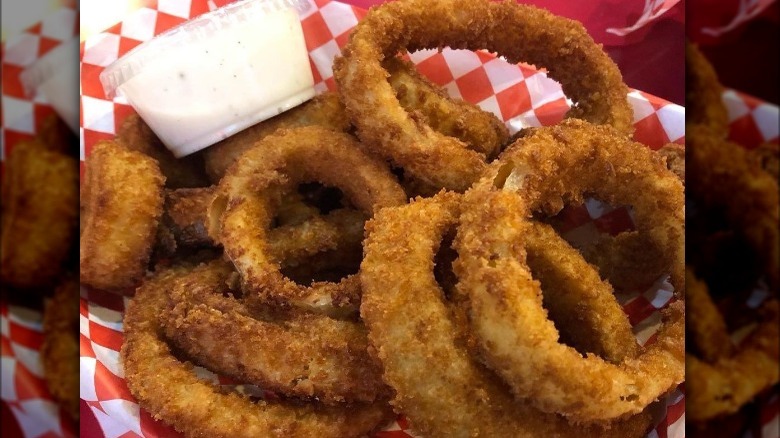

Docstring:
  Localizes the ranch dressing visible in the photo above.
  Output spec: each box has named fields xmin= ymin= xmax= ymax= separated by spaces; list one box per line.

xmin=100 ymin=0 xmax=315 ymax=157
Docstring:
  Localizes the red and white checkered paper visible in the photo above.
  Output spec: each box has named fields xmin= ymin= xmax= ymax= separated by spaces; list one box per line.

xmin=1 ymin=5 xmax=79 ymax=438
xmin=77 ymin=1 xmax=772 ymax=438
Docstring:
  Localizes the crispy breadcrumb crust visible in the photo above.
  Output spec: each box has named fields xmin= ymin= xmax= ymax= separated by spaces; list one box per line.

xmin=122 ymin=266 xmax=393 ymax=438
xmin=80 ymin=140 xmax=165 ymax=290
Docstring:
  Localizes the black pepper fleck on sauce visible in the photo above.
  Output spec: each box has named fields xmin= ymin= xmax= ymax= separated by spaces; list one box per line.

xmin=179 ymin=72 xmax=185 ymax=79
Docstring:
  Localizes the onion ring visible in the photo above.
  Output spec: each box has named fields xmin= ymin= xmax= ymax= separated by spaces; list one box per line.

xmin=334 ymin=0 xmax=632 ymax=191
xmin=360 ymin=192 xmax=654 ymax=436
xmin=481 ymin=119 xmax=685 ymax=293
xmin=41 ymin=277 xmax=80 ymax=421
xmin=122 ymin=266 xmax=392 ymax=438
xmin=687 ymin=125 xmax=779 ymax=289
xmin=454 ymin=188 xmax=685 ymax=422
xmin=80 ymin=140 xmax=166 ymax=291
xmin=1 ymin=140 xmax=78 ymax=289
xmin=208 ymin=126 xmax=406 ymax=317
xmin=203 ymin=92 xmax=351 ymax=183
xmin=686 ymin=42 xmax=729 ymax=139
xmin=160 ymin=260 xmax=388 ymax=404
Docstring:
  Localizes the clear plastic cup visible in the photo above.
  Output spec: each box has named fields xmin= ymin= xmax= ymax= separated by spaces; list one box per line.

xmin=20 ymin=37 xmax=80 ymax=134
xmin=100 ymin=0 xmax=315 ymax=157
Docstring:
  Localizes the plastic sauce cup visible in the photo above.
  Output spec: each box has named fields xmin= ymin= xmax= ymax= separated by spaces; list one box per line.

xmin=20 ymin=37 xmax=80 ymax=134
xmin=100 ymin=0 xmax=316 ymax=157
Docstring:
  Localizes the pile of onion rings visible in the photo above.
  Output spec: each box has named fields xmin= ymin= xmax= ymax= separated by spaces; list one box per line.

xmin=684 ymin=43 xmax=779 ymax=436
xmin=75 ymin=0 xmax=689 ymax=436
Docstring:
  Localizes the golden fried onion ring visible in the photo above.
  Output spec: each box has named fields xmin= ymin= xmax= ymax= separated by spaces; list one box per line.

xmin=361 ymin=192 xmax=654 ymax=436
xmin=209 ymin=126 xmax=406 ymax=317
xmin=334 ymin=0 xmax=632 ymax=191
xmin=481 ymin=119 xmax=685 ymax=293
xmin=80 ymin=140 xmax=166 ymax=291
xmin=122 ymin=266 xmax=392 ymax=438
xmin=161 ymin=260 xmax=387 ymax=404
xmin=454 ymin=188 xmax=685 ymax=422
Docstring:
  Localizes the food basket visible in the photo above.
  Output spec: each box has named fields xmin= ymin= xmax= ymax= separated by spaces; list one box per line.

xmin=0 ymin=5 xmax=79 ymax=438
xmin=74 ymin=0 xmax=772 ymax=437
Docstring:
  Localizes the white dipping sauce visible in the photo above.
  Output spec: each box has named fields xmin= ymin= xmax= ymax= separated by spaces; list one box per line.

xmin=102 ymin=0 xmax=315 ymax=157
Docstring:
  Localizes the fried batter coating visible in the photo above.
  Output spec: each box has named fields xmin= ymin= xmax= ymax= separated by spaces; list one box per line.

xmin=687 ymin=300 xmax=779 ymax=422
xmin=203 ymin=92 xmax=351 ymax=183
xmin=481 ymin=119 xmax=685 ymax=293
xmin=455 ymin=189 xmax=685 ymax=422
xmin=657 ymin=143 xmax=685 ymax=181
xmin=161 ymin=187 xmax=216 ymax=248
xmin=334 ymin=0 xmax=632 ymax=191
xmin=80 ymin=140 xmax=166 ymax=291
xmin=209 ymin=126 xmax=406 ymax=317
xmin=361 ymin=193 xmax=654 ymax=437
xmin=687 ymin=125 xmax=780 ymax=289
xmin=160 ymin=186 xmax=366 ymax=269
xmin=386 ymin=57 xmax=508 ymax=159
xmin=686 ymin=269 xmax=734 ymax=362
xmin=1 ymin=140 xmax=78 ymax=288
xmin=117 ymin=114 xmax=209 ymax=189
xmin=525 ymin=222 xmax=639 ymax=363
xmin=267 ymin=209 xmax=367 ymax=265
xmin=41 ymin=277 xmax=80 ymax=421
xmin=160 ymin=261 xmax=388 ymax=404
xmin=122 ymin=267 xmax=393 ymax=438
xmin=686 ymin=42 xmax=729 ymax=138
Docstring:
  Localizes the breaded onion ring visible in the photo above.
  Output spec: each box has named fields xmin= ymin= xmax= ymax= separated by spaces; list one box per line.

xmin=454 ymin=189 xmax=685 ymax=422
xmin=209 ymin=126 xmax=406 ymax=317
xmin=385 ymin=57 xmax=508 ymax=159
xmin=360 ymin=193 xmax=654 ymax=437
xmin=202 ymin=92 xmax=351 ymax=183
xmin=80 ymin=140 xmax=165 ymax=291
xmin=160 ymin=261 xmax=387 ymax=404
xmin=1 ymin=140 xmax=78 ymax=288
xmin=117 ymin=114 xmax=209 ymax=189
xmin=686 ymin=42 xmax=729 ymax=139
xmin=687 ymin=125 xmax=780 ymax=289
xmin=41 ymin=277 xmax=80 ymax=421
xmin=122 ymin=267 xmax=392 ymax=438
xmin=481 ymin=119 xmax=685 ymax=292
xmin=334 ymin=0 xmax=632 ymax=191
xmin=686 ymin=300 xmax=779 ymax=422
